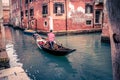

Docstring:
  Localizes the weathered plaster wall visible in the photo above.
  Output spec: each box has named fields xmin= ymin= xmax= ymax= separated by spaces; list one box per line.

xmin=101 ymin=0 xmax=110 ymax=43
xmin=11 ymin=0 xmax=21 ymax=27
xmin=0 ymin=0 xmax=3 ymax=22
xmin=67 ymin=1 xmax=93 ymax=30
xmin=106 ymin=0 xmax=120 ymax=80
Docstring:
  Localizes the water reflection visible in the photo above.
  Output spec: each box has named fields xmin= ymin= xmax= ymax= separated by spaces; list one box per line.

xmin=1 ymin=26 xmax=23 ymax=67
xmin=6 ymin=43 xmax=23 ymax=67
xmin=1 ymin=26 xmax=113 ymax=80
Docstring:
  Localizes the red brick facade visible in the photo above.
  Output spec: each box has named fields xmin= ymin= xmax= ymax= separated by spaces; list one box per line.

xmin=3 ymin=7 xmax=10 ymax=25
xmin=10 ymin=0 xmax=21 ymax=27
xmin=11 ymin=0 xmax=103 ymax=32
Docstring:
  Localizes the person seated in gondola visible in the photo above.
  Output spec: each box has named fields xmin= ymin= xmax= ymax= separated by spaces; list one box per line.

xmin=47 ymin=30 xmax=55 ymax=49
xmin=36 ymin=35 xmax=46 ymax=45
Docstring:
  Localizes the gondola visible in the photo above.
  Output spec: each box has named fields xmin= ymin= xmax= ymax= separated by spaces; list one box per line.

xmin=33 ymin=33 xmax=76 ymax=56
xmin=24 ymin=29 xmax=36 ymax=35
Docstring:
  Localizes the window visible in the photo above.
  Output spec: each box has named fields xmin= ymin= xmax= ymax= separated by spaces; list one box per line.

xmin=21 ymin=11 xmax=24 ymax=17
xmin=25 ymin=0 xmax=28 ymax=4
xmin=44 ymin=21 xmax=48 ymax=27
xmin=53 ymin=3 xmax=64 ymax=15
xmin=30 ymin=0 xmax=33 ymax=2
xmin=85 ymin=4 xmax=93 ymax=13
xmin=42 ymin=4 xmax=48 ymax=17
xmin=95 ymin=10 xmax=101 ymax=23
xmin=25 ymin=10 xmax=28 ymax=16
xmin=86 ymin=20 xmax=92 ymax=25
xmin=30 ymin=8 xmax=34 ymax=16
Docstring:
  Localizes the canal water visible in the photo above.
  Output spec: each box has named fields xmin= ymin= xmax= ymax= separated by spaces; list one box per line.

xmin=1 ymin=26 xmax=113 ymax=80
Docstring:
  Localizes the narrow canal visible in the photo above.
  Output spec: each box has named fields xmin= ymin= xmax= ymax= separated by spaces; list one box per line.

xmin=2 ymin=26 xmax=113 ymax=80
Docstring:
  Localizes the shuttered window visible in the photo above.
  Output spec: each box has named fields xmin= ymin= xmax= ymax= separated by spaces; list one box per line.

xmin=30 ymin=8 xmax=34 ymax=16
xmin=42 ymin=4 xmax=48 ymax=17
xmin=25 ymin=0 xmax=28 ymax=4
xmin=42 ymin=4 xmax=48 ymax=14
xmin=53 ymin=3 xmax=64 ymax=15
xmin=25 ymin=10 xmax=28 ymax=16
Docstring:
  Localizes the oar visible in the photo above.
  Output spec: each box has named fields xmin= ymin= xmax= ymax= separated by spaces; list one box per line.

xmin=55 ymin=40 xmax=63 ymax=46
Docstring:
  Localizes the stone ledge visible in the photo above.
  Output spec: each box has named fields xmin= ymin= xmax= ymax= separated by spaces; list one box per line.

xmin=0 ymin=67 xmax=30 ymax=80
xmin=37 ymin=28 xmax=102 ymax=36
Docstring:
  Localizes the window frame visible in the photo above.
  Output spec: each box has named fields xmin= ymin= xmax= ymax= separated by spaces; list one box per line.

xmin=25 ymin=0 xmax=28 ymax=4
xmin=86 ymin=20 xmax=92 ymax=26
xmin=53 ymin=2 xmax=64 ymax=16
xmin=30 ymin=0 xmax=33 ymax=2
xmin=25 ymin=10 xmax=28 ymax=16
xmin=85 ymin=4 xmax=93 ymax=14
xmin=95 ymin=10 xmax=101 ymax=24
xmin=30 ymin=8 xmax=34 ymax=16
xmin=21 ymin=11 xmax=24 ymax=17
xmin=42 ymin=4 xmax=48 ymax=17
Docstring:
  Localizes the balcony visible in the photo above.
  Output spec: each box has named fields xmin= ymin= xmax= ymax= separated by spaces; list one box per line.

xmin=95 ymin=0 xmax=103 ymax=5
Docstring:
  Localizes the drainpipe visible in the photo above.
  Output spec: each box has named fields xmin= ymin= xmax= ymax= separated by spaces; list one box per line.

xmin=49 ymin=0 xmax=53 ymax=31
xmin=27 ymin=0 xmax=29 ymax=29
xmin=93 ymin=1 xmax=95 ymax=28
xmin=65 ymin=0 xmax=68 ymax=32
xmin=35 ymin=18 xmax=37 ymax=31
xmin=20 ymin=0 xmax=22 ymax=29
xmin=8 ymin=0 xmax=11 ymax=25
xmin=101 ymin=10 xmax=104 ymax=28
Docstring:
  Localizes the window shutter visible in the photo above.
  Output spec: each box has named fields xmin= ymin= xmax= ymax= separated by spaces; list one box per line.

xmin=53 ymin=3 xmax=56 ymax=13
xmin=61 ymin=4 xmax=64 ymax=13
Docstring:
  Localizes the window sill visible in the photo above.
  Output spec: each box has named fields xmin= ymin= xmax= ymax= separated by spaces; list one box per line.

xmin=42 ymin=14 xmax=48 ymax=17
xmin=86 ymin=24 xmax=92 ymax=26
xmin=55 ymin=13 xmax=63 ymax=16
xmin=94 ymin=23 xmax=102 ymax=26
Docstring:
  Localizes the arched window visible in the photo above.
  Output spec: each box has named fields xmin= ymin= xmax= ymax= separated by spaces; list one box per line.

xmin=85 ymin=4 xmax=93 ymax=13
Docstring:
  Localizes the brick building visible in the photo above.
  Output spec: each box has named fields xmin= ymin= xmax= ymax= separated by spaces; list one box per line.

xmin=3 ymin=6 xmax=10 ymax=25
xmin=2 ymin=0 xmax=10 ymax=25
xmin=10 ymin=0 xmax=103 ymax=32
xmin=10 ymin=0 xmax=21 ymax=28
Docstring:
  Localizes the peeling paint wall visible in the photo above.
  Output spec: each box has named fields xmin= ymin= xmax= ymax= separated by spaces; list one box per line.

xmin=67 ymin=1 xmax=94 ymax=30
xmin=69 ymin=2 xmax=85 ymax=24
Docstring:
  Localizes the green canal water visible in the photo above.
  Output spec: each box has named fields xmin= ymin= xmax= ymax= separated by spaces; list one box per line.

xmin=2 ymin=26 xmax=112 ymax=80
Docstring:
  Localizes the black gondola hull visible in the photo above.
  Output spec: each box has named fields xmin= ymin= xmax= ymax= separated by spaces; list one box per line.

xmin=41 ymin=46 xmax=76 ymax=56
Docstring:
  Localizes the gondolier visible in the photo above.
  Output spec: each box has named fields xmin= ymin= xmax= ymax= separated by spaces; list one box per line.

xmin=47 ymin=30 xmax=55 ymax=49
